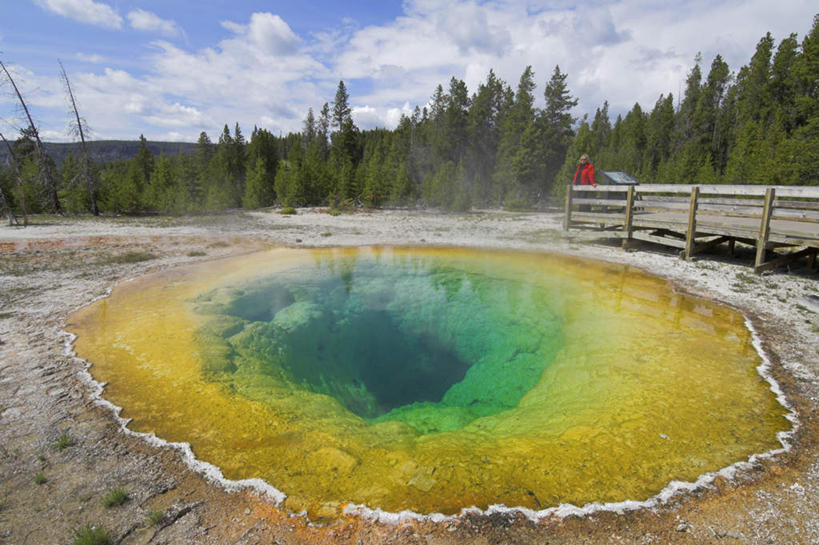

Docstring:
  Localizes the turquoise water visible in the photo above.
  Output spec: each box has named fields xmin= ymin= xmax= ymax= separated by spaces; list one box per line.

xmin=193 ymin=258 xmax=564 ymax=433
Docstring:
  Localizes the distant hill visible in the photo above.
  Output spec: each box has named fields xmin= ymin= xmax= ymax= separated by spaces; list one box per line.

xmin=0 ymin=140 xmax=198 ymax=168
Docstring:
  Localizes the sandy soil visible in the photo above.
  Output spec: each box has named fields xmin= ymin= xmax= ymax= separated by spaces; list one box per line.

xmin=0 ymin=207 xmax=817 ymax=545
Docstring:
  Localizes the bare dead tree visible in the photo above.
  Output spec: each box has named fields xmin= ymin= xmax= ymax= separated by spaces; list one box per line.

xmin=0 ymin=58 xmax=63 ymax=214
xmin=0 ymin=132 xmax=27 ymax=226
xmin=59 ymin=60 xmax=98 ymax=215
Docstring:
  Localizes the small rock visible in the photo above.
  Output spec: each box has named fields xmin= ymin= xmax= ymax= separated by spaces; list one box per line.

xmin=676 ymin=523 xmax=692 ymax=532
xmin=244 ymin=508 xmax=251 ymax=515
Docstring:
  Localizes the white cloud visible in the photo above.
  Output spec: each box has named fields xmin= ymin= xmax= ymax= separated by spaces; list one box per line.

xmin=11 ymin=0 xmax=817 ymax=142
xmin=127 ymin=9 xmax=181 ymax=37
xmin=144 ymin=103 xmax=204 ymax=127
xmin=34 ymin=0 xmax=122 ymax=29
xmin=25 ymin=13 xmax=328 ymax=140
xmin=331 ymin=0 xmax=815 ymax=125
xmin=221 ymin=12 xmax=301 ymax=56
xmin=75 ymin=52 xmax=104 ymax=63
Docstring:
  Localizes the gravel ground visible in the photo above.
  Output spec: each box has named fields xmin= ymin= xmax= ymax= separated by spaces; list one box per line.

xmin=0 ymin=207 xmax=817 ymax=545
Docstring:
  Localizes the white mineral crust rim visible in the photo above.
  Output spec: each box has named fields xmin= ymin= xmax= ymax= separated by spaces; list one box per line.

xmin=62 ymin=277 xmax=799 ymax=525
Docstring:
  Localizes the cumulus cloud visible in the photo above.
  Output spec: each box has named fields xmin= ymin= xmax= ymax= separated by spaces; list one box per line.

xmin=34 ymin=0 xmax=122 ymax=29
xmin=144 ymin=103 xmax=204 ymax=127
xmin=332 ymin=0 xmax=813 ymax=127
xmin=37 ymin=13 xmax=328 ymax=140
xmin=221 ymin=12 xmax=301 ymax=56
xmin=11 ymin=0 xmax=816 ymax=141
xmin=127 ymin=9 xmax=181 ymax=37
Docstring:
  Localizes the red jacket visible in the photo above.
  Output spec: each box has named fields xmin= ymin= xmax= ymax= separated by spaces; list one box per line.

xmin=573 ymin=163 xmax=596 ymax=186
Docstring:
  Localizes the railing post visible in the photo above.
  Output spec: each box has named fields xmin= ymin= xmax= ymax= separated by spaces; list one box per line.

xmin=755 ymin=187 xmax=775 ymax=273
xmin=621 ymin=185 xmax=635 ymax=248
xmin=683 ymin=186 xmax=700 ymax=260
xmin=563 ymin=184 xmax=573 ymax=231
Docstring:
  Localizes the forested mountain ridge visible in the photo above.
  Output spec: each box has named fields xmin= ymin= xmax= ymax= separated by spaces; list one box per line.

xmin=0 ymin=140 xmax=197 ymax=168
xmin=1 ymin=17 xmax=816 ymax=217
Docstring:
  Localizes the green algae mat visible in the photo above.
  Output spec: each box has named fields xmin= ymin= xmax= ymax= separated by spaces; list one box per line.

xmin=68 ymin=247 xmax=790 ymax=518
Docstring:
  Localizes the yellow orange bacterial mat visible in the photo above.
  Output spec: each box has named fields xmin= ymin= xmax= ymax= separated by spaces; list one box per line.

xmin=68 ymin=247 xmax=790 ymax=518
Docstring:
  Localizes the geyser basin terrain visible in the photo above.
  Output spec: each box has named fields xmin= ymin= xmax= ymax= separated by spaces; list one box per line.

xmin=68 ymin=247 xmax=790 ymax=518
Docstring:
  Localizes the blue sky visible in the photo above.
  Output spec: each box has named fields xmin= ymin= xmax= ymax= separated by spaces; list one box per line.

xmin=0 ymin=0 xmax=815 ymax=142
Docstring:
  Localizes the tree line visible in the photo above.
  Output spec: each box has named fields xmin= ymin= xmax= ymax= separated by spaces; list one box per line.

xmin=0 ymin=17 xmax=816 ymax=220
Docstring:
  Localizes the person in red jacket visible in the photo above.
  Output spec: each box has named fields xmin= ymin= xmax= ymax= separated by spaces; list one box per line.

xmin=572 ymin=154 xmax=597 ymax=211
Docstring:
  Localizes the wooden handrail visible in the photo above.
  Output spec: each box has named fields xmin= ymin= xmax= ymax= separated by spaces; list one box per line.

xmin=564 ymin=183 xmax=819 ymax=272
xmin=569 ymin=184 xmax=819 ymax=199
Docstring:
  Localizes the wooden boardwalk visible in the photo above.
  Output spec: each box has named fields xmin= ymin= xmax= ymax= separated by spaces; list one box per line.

xmin=564 ymin=184 xmax=819 ymax=273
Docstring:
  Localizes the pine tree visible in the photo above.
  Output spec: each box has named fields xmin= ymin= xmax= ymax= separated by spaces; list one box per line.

xmin=332 ymin=81 xmax=352 ymax=130
xmin=724 ymin=120 xmax=762 ymax=184
xmin=318 ymin=102 xmax=331 ymax=157
xmin=673 ymin=54 xmax=703 ymax=152
xmin=329 ymin=81 xmax=361 ymax=188
xmin=303 ymin=107 xmax=317 ymax=146
xmin=494 ymin=66 xmax=536 ymax=205
xmin=439 ymin=77 xmax=470 ymax=168
xmin=133 ymin=135 xmax=154 ymax=205
xmin=539 ymin=65 xmax=578 ymax=196
xmin=173 ymin=152 xmax=201 ymax=213
xmin=466 ymin=70 xmax=511 ymax=204
xmin=245 ymin=127 xmax=279 ymax=204
xmin=243 ymin=156 xmax=274 ymax=208
xmin=790 ymin=15 xmax=819 ymax=184
xmin=232 ymin=122 xmax=247 ymax=202
xmin=145 ymin=155 xmax=176 ymax=211
xmin=644 ymin=94 xmax=675 ymax=179
xmin=735 ymin=33 xmax=775 ymax=127
xmin=769 ymin=33 xmax=800 ymax=132
xmin=686 ymin=55 xmax=731 ymax=179
xmin=615 ymin=103 xmax=647 ymax=176
xmin=59 ymin=151 xmax=90 ymax=213
xmin=590 ymin=102 xmax=611 ymax=155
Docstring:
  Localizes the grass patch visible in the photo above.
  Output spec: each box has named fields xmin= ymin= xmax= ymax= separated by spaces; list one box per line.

xmin=34 ymin=472 xmax=47 ymax=485
xmin=72 ymin=525 xmax=110 ymax=545
xmin=0 ymin=312 xmax=13 ymax=319
xmin=98 ymin=251 xmax=158 ymax=265
xmin=278 ymin=206 xmax=297 ymax=215
xmin=320 ymin=232 xmax=332 ymax=237
xmin=147 ymin=509 xmax=164 ymax=526
xmin=187 ymin=250 xmax=207 ymax=257
xmin=52 ymin=433 xmax=75 ymax=451
xmin=326 ymin=208 xmax=342 ymax=216
xmin=102 ymin=487 xmax=129 ymax=508
xmin=734 ymin=272 xmax=758 ymax=284
xmin=208 ymin=241 xmax=230 ymax=248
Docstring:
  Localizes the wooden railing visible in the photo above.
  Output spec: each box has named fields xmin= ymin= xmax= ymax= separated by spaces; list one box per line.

xmin=564 ymin=184 xmax=819 ymax=273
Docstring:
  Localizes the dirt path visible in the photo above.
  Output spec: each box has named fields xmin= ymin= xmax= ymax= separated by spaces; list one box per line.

xmin=0 ymin=208 xmax=817 ymax=544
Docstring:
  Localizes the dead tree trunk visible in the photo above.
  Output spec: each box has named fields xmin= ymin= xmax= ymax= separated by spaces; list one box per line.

xmin=0 ymin=59 xmax=63 ymax=214
xmin=59 ymin=60 xmax=98 ymax=215
xmin=0 ymin=132 xmax=27 ymax=226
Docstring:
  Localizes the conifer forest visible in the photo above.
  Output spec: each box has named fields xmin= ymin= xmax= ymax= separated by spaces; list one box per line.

xmin=1 ymin=19 xmax=817 ymax=217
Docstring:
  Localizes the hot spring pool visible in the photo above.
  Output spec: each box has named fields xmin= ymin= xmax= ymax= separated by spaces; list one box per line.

xmin=68 ymin=247 xmax=790 ymax=518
